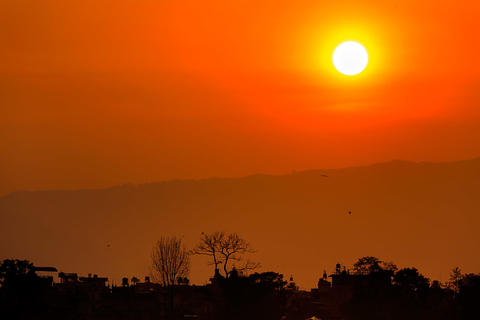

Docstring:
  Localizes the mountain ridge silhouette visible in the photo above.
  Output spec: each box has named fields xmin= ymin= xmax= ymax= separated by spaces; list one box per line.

xmin=1 ymin=157 xmax=479 ymax=289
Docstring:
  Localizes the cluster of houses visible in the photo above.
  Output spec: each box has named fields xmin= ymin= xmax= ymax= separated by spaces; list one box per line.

xmin=28 ymin=263 xmax=364 ymax=320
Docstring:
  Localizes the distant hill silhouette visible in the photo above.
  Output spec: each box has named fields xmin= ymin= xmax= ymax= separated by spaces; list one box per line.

xmin=1 ymin=158 xmax=480 ymax=289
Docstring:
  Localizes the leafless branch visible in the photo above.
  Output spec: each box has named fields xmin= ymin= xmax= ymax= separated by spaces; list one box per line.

xmin=191 ymin=231 xmax=259 ymax=278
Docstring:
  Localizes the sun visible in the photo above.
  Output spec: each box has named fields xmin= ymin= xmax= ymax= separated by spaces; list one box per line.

xmin=333 ymin=41 xmax=368 ymax=76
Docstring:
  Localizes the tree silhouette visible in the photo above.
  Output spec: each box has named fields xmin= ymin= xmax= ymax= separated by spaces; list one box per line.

xmin=353 ymin=256 xmax=397 ymax=275
xmin=456 ymin=272 xmax=480 ymax=319
xmin=447 ymin=266 xmax=463 ymax=294
xmin=0 ymin=259 xmax=39 ymax=319
xmin=190 ymin=231 xmax=224 ymax=272
xmin=191 ymin=231 xmax=260 ymax=278
xmin=393 ymin=267 xmax=430 ymax=294
xmin=214 ymin=271 xmax=287 ymax=320
xmin=150 ymin=236 xmax=190 ymax=319
xmin=342 ymin=256 xmax=396 ymax=320
xmin=390 ymin=267 xmax=430 ymax=320
xmin=0 ymin=259 xmax=37 ymax=288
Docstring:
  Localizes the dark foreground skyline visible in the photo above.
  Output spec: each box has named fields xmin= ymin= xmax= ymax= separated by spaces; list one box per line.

xmin=1 ymin=257 xmax=479 ymax=320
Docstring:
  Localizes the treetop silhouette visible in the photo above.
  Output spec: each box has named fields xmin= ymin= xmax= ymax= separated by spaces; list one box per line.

xmin=190 ymin=231 xmax=260 ymax=278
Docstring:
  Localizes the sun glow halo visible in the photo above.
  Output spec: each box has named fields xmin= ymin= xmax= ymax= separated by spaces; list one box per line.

xmin=333 ymin=41 xmax=368 ymax=76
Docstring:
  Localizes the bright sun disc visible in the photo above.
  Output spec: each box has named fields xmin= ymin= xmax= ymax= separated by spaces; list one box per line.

xmin=333 ymin=41 xmax=368 ymax=76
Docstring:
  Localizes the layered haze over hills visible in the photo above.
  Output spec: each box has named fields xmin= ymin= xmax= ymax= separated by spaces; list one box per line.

xmin=1 ymin=158 xmax=479 ymax=289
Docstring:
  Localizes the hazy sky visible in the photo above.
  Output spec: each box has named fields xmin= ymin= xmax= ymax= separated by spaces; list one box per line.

xmin=2 ymin=0 xmax=480 ymax=197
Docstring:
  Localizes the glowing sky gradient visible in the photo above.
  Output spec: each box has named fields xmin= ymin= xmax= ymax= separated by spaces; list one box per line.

xmin=1 ymin=0 xmax=480 ymax=197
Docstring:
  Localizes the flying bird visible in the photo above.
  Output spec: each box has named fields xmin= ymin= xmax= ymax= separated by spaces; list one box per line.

xmin=348 ymin=212 xmax=351 ymax=214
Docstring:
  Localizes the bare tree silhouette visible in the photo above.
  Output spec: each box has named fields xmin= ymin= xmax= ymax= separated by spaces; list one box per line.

xmin=150 ymin=236 xmax=190 ymax=319
xmin=191 ymin=231 xmax=260 ymax=278
xmin=190 ymin=231 xmax=224 ymax=272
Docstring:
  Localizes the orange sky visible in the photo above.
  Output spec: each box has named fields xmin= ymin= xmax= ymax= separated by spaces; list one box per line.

xmin=2 ymin=0 xmax=480 ymax=197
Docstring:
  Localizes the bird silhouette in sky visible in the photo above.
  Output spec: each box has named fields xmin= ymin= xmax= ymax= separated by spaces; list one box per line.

xmin=321 ymin=174 xmax=328 ymax=177
xmin=348 ymin=212 xmax=351 ymax=214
